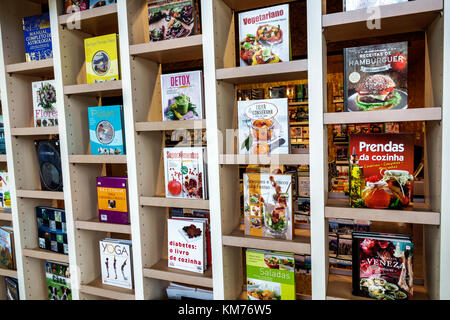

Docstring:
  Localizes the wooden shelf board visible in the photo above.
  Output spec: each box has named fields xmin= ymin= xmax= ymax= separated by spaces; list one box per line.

xmin=58 ymin=4 xmax=118 ymax=36
xmin=143 ymin=259 xmax=213 ymax=288
xmin=0 ymin=268 xmax=18 ymax=278
xmin=326 ymin=198 xmax=440 ymax=225
xmin=16 ymin=189 xmax=65 ymax=200
xmin=289 ymin=101 xmax=309 ymax=106
xmin=140 ymin=197 xmax=210 ymax=210
xmin=22 ymin=248 xmax=69 ymax=264
xmin=324 ymin=108 xmax=442 ymax=125
xmin=327 ymin=274 xmax=428 ymax=300
xmin=135 ymin=119 xmax=206 ymax=132
xmin=216 ymin=60 xmax=308 ymax=85
xmin=5 ymin=59 xmax=54 ymax=76
xmin=323 ymin=0 xmax=443 ymax=42
xmin=0 ymin=154 xmax=6 ymax=162
xmin=222 ymin=229 xmax=311 ymax=255
xmin=219 ymin=154 xmax=309 ymax=165
xmin=79 ymin=277 xmax=135 ymax=300
xmin=0 ymin=212 xmax=13 ymax=221
xmin=63 ymin=80 xmax=122 ymax=97
xmin=10 ymin=126 xmax=59 ymax=136
xmin=222 ymin=0 xmax=296 ymax=11
xmin=69 ymin=154 xmax=127 ymax=164
xmin=130 ymin=35 xmax=203 ymax=63
xmin=74 ymin=218 xmax=131 ymax=234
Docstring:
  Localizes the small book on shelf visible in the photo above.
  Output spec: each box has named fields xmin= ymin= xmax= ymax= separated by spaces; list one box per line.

xmin=90 ymin=0 xmax=116 ymax=8
xmin=84 ymin=33 xmax=120 ymax=84
xmin=99 ymin=238 xmax=133 ymax=289
xmin=166 ymin=282 xmax=213 ymax=300
xmin=0 ymin=226 xmax=15 ymax=270
xmin=0 ymin=171 xmax=11 ymax=211
xmin=5 ymin=277 xmax=19 ymax=300
xmin=45 ymin=261 xmax=71 ymax=300
xmin=22 ymin=12 xmax=53 ymax=62
xmin=96 ymin=177 xmax=129 ymax=225
xmin=32 ymin=80 xmax=58 ymax=128
xmin=0 ymin=116 xmax=5 ymax=154
xmin=36 ymin=207 xmax=68 ymax=255
xmin=64 ymin=0 xmax=89 ymax=12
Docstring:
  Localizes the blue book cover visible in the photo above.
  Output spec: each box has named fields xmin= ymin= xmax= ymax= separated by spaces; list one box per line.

xmin=22 ymin=13 xmax=53 ymax=62
xmin=0 ymin=116 xmax=5 ymax=154
xmin=88 ymin=105 xmax=126 ymax=155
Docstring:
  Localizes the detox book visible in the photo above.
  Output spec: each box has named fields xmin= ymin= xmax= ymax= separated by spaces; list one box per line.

xmin=23 ymin=13 xmax=52 ymax=62
xmin=88 ymin=105 xmax=126 ymax=155
xmin=32 ymin=80 xmax=58 ymax=127
xmin=99 ymin=238 xmax=133 ymax=289
xmin=96 ymin=177 xmax=129 ymax=225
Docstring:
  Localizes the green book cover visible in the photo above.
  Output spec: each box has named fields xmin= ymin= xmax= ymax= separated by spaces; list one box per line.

xmin=246 ymin=249 xmax=296 ymax=300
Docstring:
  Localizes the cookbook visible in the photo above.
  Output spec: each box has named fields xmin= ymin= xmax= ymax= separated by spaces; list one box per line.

xmin=99 ymin=238 xmax=133 ymax=289
xmin=84 ymin=33 xmax=120 ymax=83
xmin=32 ymin=80 xmax=58 ymax=127
xmin=23 ymin=13 xmax=52 ymax=62
xmin=96 ymin=177 xmax=129 ymax=224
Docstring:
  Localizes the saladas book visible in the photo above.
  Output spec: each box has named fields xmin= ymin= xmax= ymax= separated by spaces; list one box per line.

xmin=88 ymin=105 xmax=126 ymax=155
xmin=238 ymin=4 xmax=290 ymax=66
xmin=23 ymin=13 xmax=52 ymax=62
xmin=36 ymin=206 xmax=68 ymax=255
xmin=246 ymin=249 xmax=296 ymax=300
xmin=99 ymin=238 xmax=133 ymax=289
xmin=45 ymin=261 xmax=71 ymax=300
xmin=84 ymin=33 xmax=120 ymax=83
xmin=96 ymin=177 xmax=129 ymax=225
xmin=161 ymin=70 xmax=204 ymax=121
xmin=32 ymin=80 xmax=58 ymax=128
xmin=344 ymin=42 xmax=408 ymax=112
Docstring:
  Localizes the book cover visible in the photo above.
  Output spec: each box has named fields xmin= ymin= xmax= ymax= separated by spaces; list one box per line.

xmin=90 ymin=0 xmax=117 ymax=9
xmin=349 ymin=133 xmax=414 ymax=209
xmin=96 ymin=177 xmax=129 ymax=224
xmin=238 ymin=4 xmax=290 ymax=66
xmin=0 ymin=227 xmax=15 ymax=270
xmin=64 ymin=0 xmax=89 ymax=12
xmin=148 ymin=0 xmax=199 ymax=41
xmin=167 ymin=218 xmax=206 ymax=273
xmin=352 ymin=231 xmax=414 ymax=300
xmin=45 ymin=261 xmax=71 ymax=300
xmin=238 ymin=98 xmax=290 ymax=155
xmin=0 ymin=171 xmax=10 ymax=210
xmin=243 ymin=173 xmax=293 ymax=240
xmin=344 ymin=42 xmax=408 ymax=112
xmin=166 ymin=283 xmax=213 ymax=300
xmin=84 ymin=33 xmax=120 ymax=84
xmin=36 ymin=207 xmax=68 ymax=255
xmin=5 ymin=277 xmax=19 ymax=300
xmin=0 ymin=116 xmax=5 ymax=154
xmin=88 ymin=105 xmax=126 ymax=155
xmin=161 ymin=70 xmax=203 ymax=121
xmin=22 ymin=13 xmax=52 ymax=62
xmin=246 ymin=249 xmax=296 ymax=300
xmin=32 ymin=80 xmax=58 ymax=127
xmin=99 ymin=239 xmax=133 ymax=289
xmin=163 ymin=147 xmax=207 ymax=200
xmin=344 ymin=0 xmax=408 ymax=11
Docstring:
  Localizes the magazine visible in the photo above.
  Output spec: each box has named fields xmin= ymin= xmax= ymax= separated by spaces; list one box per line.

xmin=99 ymin=238 xmax=133 ymax=289
xmin=84 ymin=34 xmax=120 ymax=83
xmin=96 ymin=177 xmax=129 ymax=224
xmin=45 ymin=261 xmax=71 ymax=300
xmin=32 ymin=80 xmax=58 ymax=127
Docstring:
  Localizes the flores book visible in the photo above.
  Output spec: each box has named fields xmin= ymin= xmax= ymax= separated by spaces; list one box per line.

xmin=45 ymin=261 xmax=71 ymax=300
xmin=32 ymin=80 xmax=58 ymax=127
xmin=100 ymin=238 xmax=133 ymax=289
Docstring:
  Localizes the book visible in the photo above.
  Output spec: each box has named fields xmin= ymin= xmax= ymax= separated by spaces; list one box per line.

xmin=243 ymin=173 xmax=293 ymax=240
xmin=84 ymin=33 xmax=120 ymax=83
xmin=88 ymin=105 xmax=126 ymax=155
xmin=238 ymin=4 xmax=290 ymax=66
xmin=246 ymin=249 xmax=296 ymax=300
xmin=0 ymin=116 xmax=5 ymax=154
xmin=166 ymin=282 xmax=213 ymax=300
xmin=32 ymin=80 xmax=58 ymax=127
xmin=167 ymin=218 xmax=206 ymax=273
xmin=344 ymin=0 xmax=408 ymax=11
xmin=352 ymin=231 xmax=414 ymax=300
xmin=45 ymin=261 xmax=71 ymax=300
xmin=0 ymin=171 xmax=11 ymax=210
xmin=161 ymin=70 xmax=204 ymax=121
xmin=148 ymin=0 xmax=200 ymax=41
xmin=5 ymin=277 xmax=19 ymax=300
xmin=99 ymin=238 xmax=133 ymax=289
xmin=349 ymin=133 xmax=414 ymax=209
xmin=90 ymin=0 xmax=117 ymax=9
xmin=96 ymin=177 xmax=129 ymax=225
xmin=163 ymin=147 xmax=208 ymax=200
xmin=64 ymin=0 xmax=89 ymax=12
xmin=238 ymin=98 xmax=290 ymax=155
xmin=0 ymin=226 xmax=15 ymax=270
xmin=344 ymin=42 xmax=408 ymax=112
xmin=23 ymin=13 xmax=52 ymax=62
xmin=36 ymin=207 xmax=68 ymax=255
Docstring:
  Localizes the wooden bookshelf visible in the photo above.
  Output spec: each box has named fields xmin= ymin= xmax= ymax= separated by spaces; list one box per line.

xmin=63 ymin=81 xmax=123 ymax=97
xmin=22 ymin=248 xmax=69 ymax=264
xmin=79 ymin=277 xmax=135 ymax=300
xmin=16 ymin=190 xmax=65 ymax=200
xmin=135 ymin=120 xmax=206 ymax=132
xmin=0 ymin=268 xmax=18 ymax=279
xmin=69 ymin=155 xmax=127 ymax=164
xmin=140 ymin=197 xmax=210 ymax=210
xmin=0 ymin=155 xmax=6 ymax=162
xmin=10 ymin=127 xmax=59 ymax=136
xmin=5 ymin=59 xmax=54 ymax=77
xmin=74 ymin=218 xmax=131 ymax=234
xmin=219 ymin=154 xmax=309 ymax=165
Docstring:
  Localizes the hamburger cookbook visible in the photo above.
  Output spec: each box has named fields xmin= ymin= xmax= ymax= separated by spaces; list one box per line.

xmin=344 ymin=42 xmax=408 ymax=112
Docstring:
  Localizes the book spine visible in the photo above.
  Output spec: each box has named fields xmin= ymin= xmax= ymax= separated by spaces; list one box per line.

xmin=343 ymin=48 xmax=349 ymax=112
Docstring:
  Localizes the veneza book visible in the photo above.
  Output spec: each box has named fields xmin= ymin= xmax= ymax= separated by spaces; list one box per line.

xmin=344 ymin=0 xmax=408 ymax=11
xmin=36 ymin=207 xmax=68 ymax=255
xmin=161 ymin=70 xmax=204 ymax=121
xmin=0 ymin=226 xmax=15 ymax=270
xmin=238 ymin=4 xmax=290 ymax=66
xmin=243 ymin=173 xmax=293 ymax=240
xmin=99 ymin=238 xmax=133 ymax=289
xmin=84 ymin=34 xmax=120 ymax=83
xmin=5 ymin=277 xmax=19 ymax=300
xmin=45 ymin=261 xmax=71 ymax=300
xmin=163 ymin=147 xmax=208 ymax=200
xmin=352 ymin=231 xmax=414 ymax=300
xmin=32 ymin=80 xmax=58 ymax=127
xmin=96 ymin=177 xmax=129 ymax=225
xmin=246 ymin=249 xmax=296 ymax=300
xmin=88 ymin=105 xmax=126 ymax=155
xmin=348 ymin=133 xmax=414 ymax=210
xmin=238 ymin=98 xmax=290 ymax=155
xmin=23 ymin=13 xmax=52 ymax=62
xmin=167 ymin=218 xmax=206 ymax=273
xmin=344 ymin=42 xmax=408 ymax=112
xmin=148 ymin=0 xmax=200 ymax=41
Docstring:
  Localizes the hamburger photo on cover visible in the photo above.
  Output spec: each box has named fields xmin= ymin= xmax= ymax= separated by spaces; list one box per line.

xmin=356 ymin=74 xmax=401 ymax=111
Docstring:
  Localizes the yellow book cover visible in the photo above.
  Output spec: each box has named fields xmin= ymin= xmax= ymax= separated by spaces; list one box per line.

xmin=84 ymin=34 xmax=120 ymax=84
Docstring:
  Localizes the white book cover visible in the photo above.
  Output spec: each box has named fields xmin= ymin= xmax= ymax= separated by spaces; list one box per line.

xmin=344 ymin=0 xmax=407 ymax=11
xmin=238 ymin=4 xmax=290 ymax=66
xmin=168 ymin=218 xmax=205 ymax=274
xmin=161 ymin=70 xmax=204 ymax=121
xmin=99 ymin=239 xmax=133 ymax=289
xmin=163 ymin=147 xmax=207 ymax=199
xmin=238 ymin=98 xmax=290 ymax=155
xmin=32 ymin=80 xmax=58 ymax=127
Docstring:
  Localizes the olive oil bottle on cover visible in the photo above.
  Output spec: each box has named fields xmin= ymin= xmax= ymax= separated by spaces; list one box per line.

xmin=349 ymin=147 xmax=364 ymax=207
